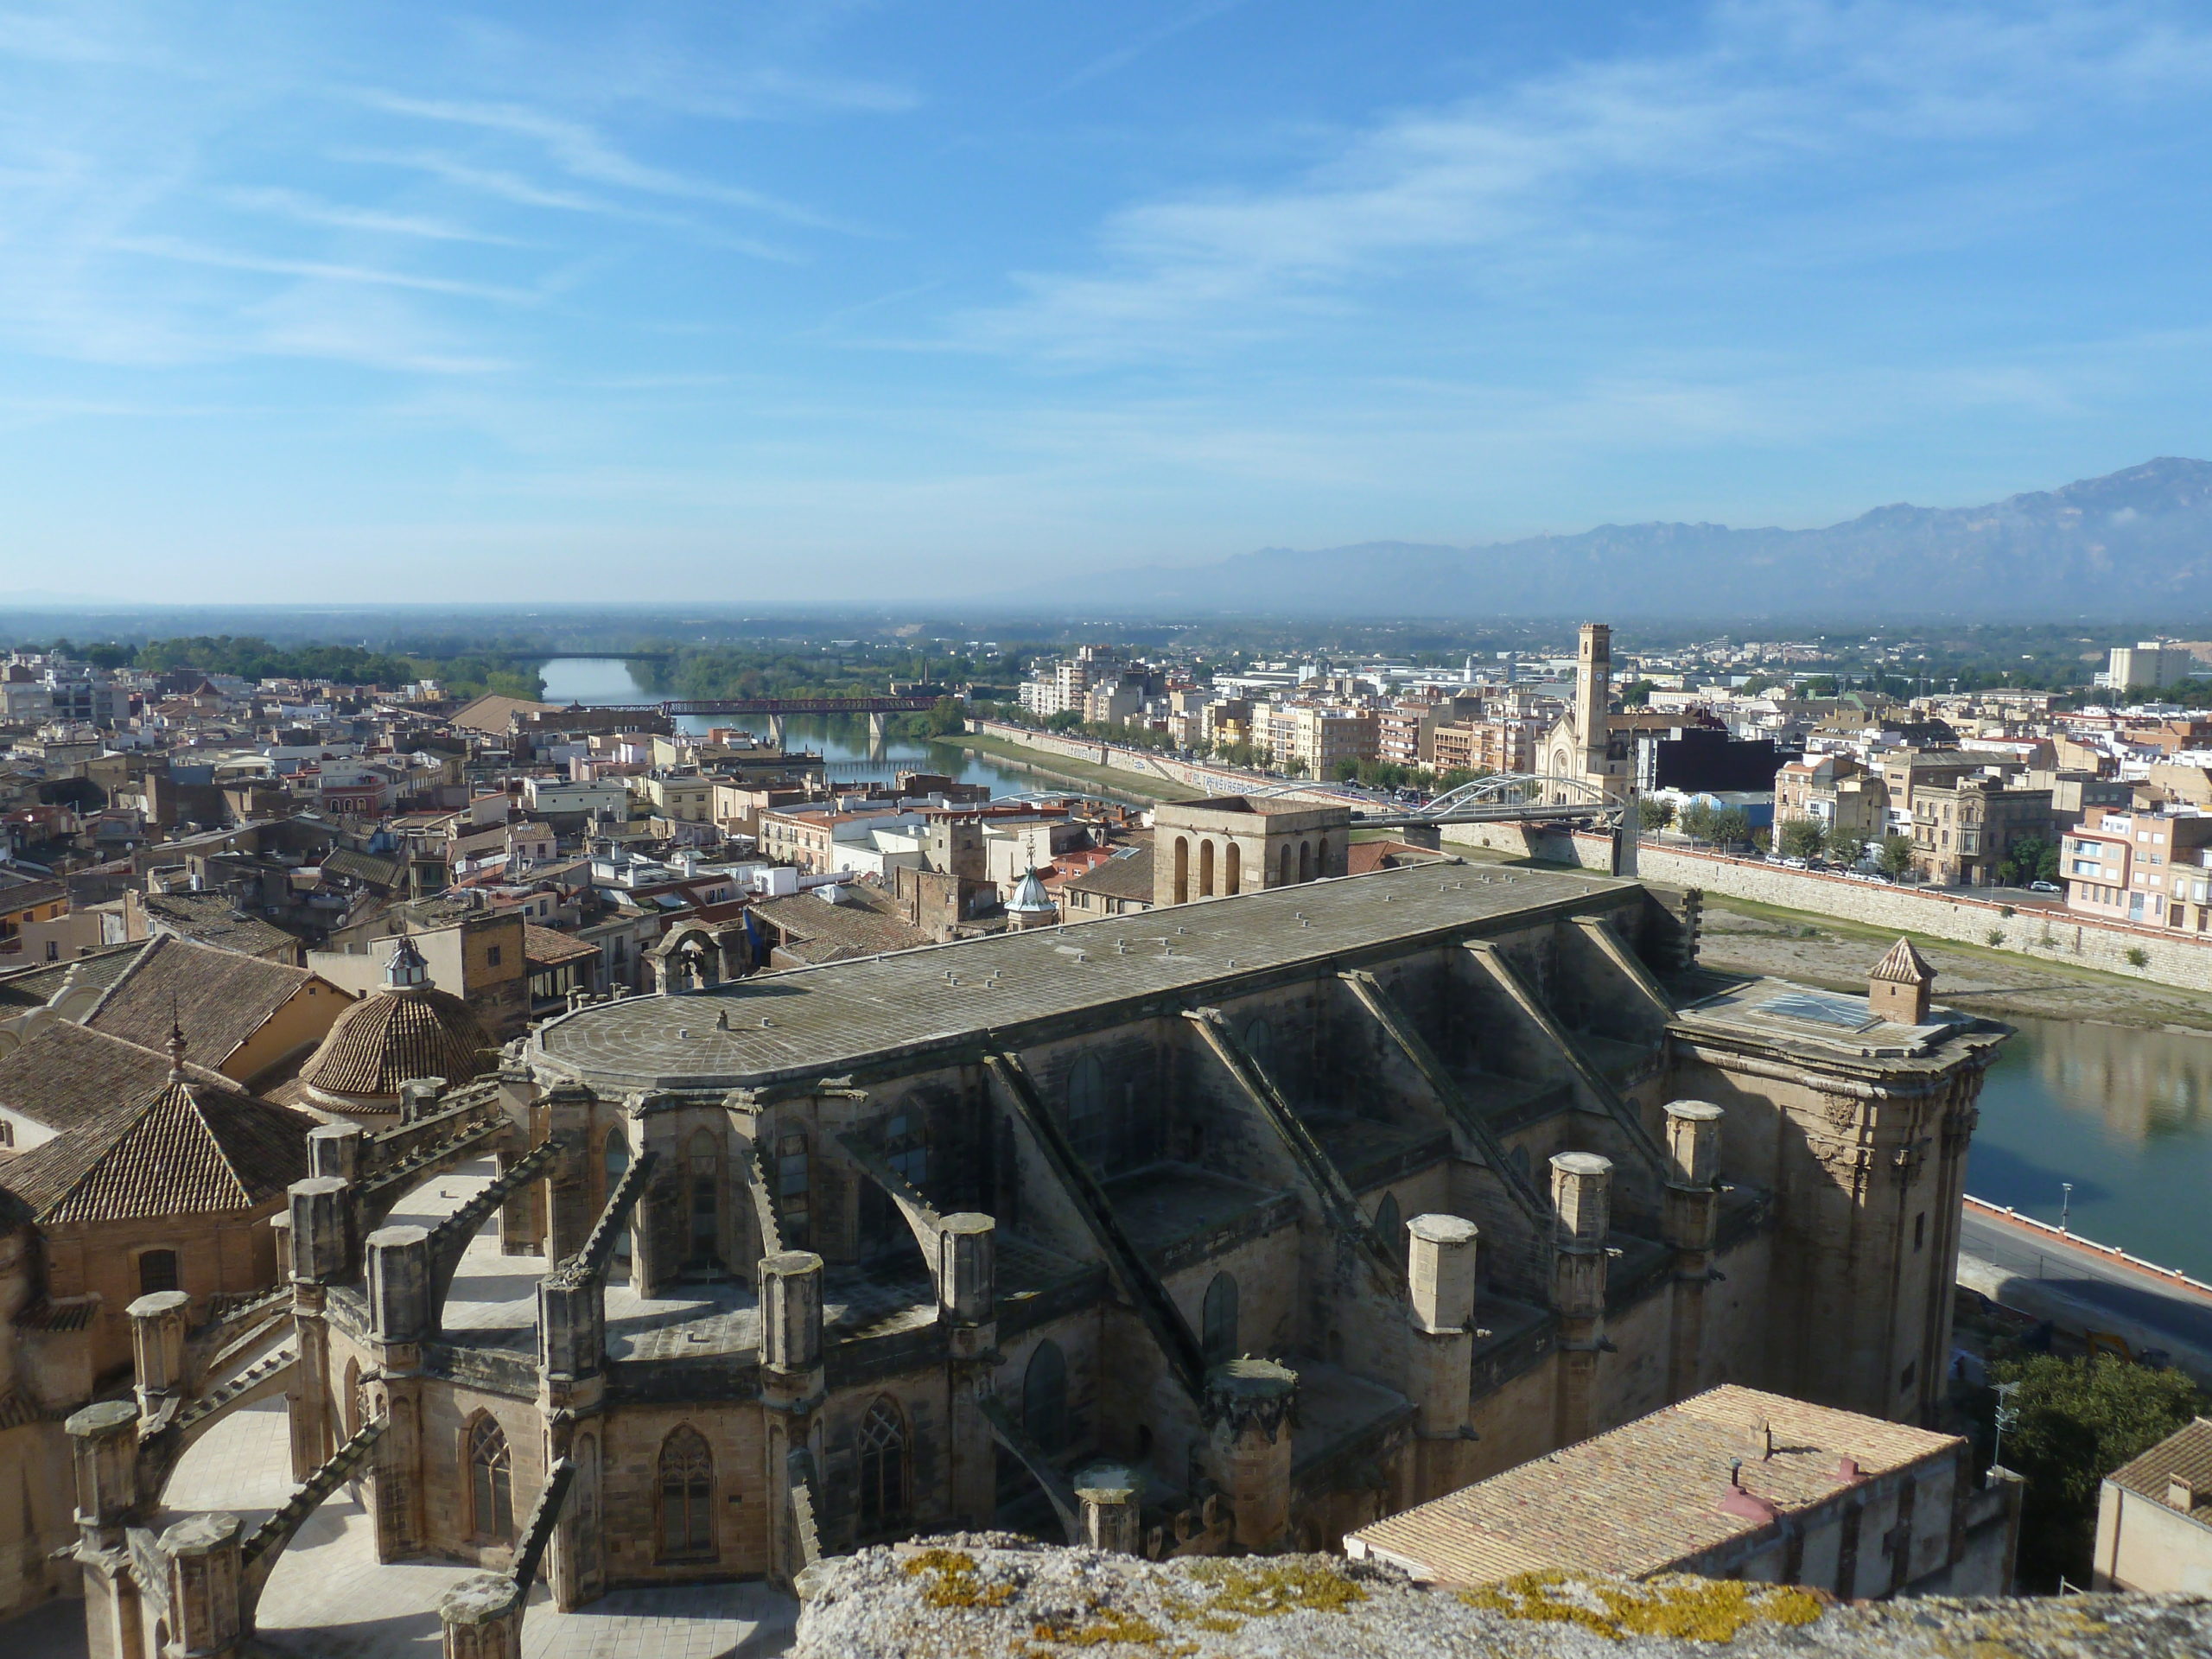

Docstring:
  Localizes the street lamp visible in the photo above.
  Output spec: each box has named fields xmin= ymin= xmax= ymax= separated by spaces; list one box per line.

xmin=2060 ymin=1182 xmax=2073 ymax=1233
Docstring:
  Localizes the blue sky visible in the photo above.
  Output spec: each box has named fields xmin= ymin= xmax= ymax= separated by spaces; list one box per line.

xmin=3 ymin=0 xmax=2211 ymax=604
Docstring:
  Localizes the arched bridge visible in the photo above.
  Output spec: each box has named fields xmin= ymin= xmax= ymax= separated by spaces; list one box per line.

xmin=1228 ymin=773 xmax=1627 ymax=830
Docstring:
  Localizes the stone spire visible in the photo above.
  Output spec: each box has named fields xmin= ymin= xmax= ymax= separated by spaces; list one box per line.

xmin=1007 ymin=867 xmax=1057 ymax=930
xmin=165 ymin=1016 xmax=188 ymax=1084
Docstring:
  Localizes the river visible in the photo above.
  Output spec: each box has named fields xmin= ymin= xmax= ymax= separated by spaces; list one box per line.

xmin=1966 ymin=1015 xmax=2212 ymax=1281
xmin=534 ymin=657 xmax=1137 ymax=803
xmin=538 ymin=656 xmax=2212 ymax=1281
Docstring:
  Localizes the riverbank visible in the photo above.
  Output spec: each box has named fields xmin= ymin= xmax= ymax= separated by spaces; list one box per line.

xmin=1695 ymin=893 xmax=2212 ymax=1033
xmin=938 ymin=731 xmax=1207 ymax=803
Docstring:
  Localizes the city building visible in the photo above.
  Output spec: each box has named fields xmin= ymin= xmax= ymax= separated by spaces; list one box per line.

xmin=1909 ymin=776 xmax=2054 ymax=887
xmin=2094 ymin=1415 xmax=2212 ymax=1594
xmin=1150 ymin=797 xmax=1351 ymax=905
xmin=2100 ymin=641 xmax=2202 ymax=692
xmin=1346 ymin=1384 xmax=2018 ymax=1598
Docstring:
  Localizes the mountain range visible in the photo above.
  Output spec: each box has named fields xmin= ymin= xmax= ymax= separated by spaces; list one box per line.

xmin=1083 ymin=458 xmax=2212 ymax=620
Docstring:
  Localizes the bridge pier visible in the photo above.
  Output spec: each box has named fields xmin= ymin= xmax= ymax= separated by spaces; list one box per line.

xmin=867 ymin=710 xmax=889 ymax=753
xmin=766 ymin=714 xmax=785 ymax=749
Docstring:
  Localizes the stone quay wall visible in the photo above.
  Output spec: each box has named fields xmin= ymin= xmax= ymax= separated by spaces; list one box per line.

xmin=1634 ymin=842 xmax=2212 ymax=995
xmin=969 ymin=719 xmax=1351 ymax=805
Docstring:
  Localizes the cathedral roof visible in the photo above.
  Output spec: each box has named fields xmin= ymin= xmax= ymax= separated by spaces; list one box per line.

xmin=1869 ymin=938 xmax=1935 ymax=985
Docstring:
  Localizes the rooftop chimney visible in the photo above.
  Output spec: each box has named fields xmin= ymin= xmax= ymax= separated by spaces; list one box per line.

xmin=2169 ymin=1476 xmax=2199 ymax=1512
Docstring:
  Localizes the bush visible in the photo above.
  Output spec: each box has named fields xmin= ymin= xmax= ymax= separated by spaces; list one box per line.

xmin=1967 ymin=1355 xmax=2202 ymax=1590
xmin=2126 ymin=946 xmax=2150 ymax=969
xmin=1986 ymin=929 xmax=2005 ymax=946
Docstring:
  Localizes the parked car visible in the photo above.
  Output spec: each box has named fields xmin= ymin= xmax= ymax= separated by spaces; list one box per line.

xmin=2027 ymin=880 xmax=2062 ymax=893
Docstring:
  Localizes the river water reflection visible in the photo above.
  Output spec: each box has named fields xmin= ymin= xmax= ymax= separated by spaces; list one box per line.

xmin=533 ymin=657 xmax=1138 ymax=803
xmin=1966 ymin=1014 xmax=2212 ymax=1280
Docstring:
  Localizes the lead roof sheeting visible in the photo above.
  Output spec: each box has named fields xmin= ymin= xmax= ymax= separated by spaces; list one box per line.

xmin=534 ymin=863 xmax=1625 ymax=1089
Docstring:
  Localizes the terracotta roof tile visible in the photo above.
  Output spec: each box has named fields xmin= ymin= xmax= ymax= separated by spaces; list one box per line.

xmin=85 ymin=935 xmax=334 ymax=1069
xmin=1348 ymin=1384 xmax=1961 ymax=1586
xmin=0 ymin=1025 xmax=314 ymax=1224
xmin=296 ymin=987 xmax=493 ymax=1099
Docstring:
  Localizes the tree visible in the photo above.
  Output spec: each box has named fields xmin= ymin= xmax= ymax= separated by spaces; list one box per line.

xmin=1637 ymin=797 xmax=1675 ymax=832
xmin=1776 ymin=818 xmax=1825 ymax=861
xmin=1996 ymin=834 xmax=2061 ymax=887
xmin=1711 ymin=807 xmax=1751 ymax=846
xmin=1971 ymin=1354 xmax=2202 ymax=1590
xmin=1619 ymin=679 xmax=1655 ymax=707
xmin=1044 ymin=710 xmax=1085 ymax=733
xmin=1876 ymin=834 xmax=1916 ymax=878
xmin=1827 ymin=830 xmax=1867 ymax=868
xmin=1677 ymin=801 xmax=1719 ymax=842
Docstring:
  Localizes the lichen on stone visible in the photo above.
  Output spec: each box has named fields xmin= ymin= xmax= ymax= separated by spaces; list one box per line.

xmin=1180 ymin=1558 xmax=1370 ymax=1620
xmin=903 ymin=1545 xmax=1015 ymax=1610
xmin=1461 ymin=1571 xmax=1825 ymax=1643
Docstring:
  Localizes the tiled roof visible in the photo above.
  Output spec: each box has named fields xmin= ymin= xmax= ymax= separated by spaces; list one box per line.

xmin=0 ymin=1018 xmax=234 ymax=1130
xmin=446 ymin=693 xmax=556 ymax=735
xmin=1871 ymin=938 xmax=1935 ymax=985
xmin=321 ymin=847 xmax=404 ymax=889
xmin=1347 ymin=1385 xmax=1961 ymax=1586
xmin=753 ymin=887 xmax=932 ymax=965
xmin=0 ymin=1026 xmax=314 ymax=1224
xmin=85 ymin=935 xmax=334 ymax=1068
xmin=1062 ymin=843 xmax=1154 ymax=903
xmin=2107 ymin=1417 xmax=2212 ymax=1516
xmin=0 ymin=940 xmax=149 ymax=1010
xmin=139 ymin=892 xmax=302 ymax=958
xmin=1347 ymin=841 xmax=1452 ymax=875
xmin=296 ymin=986 xmax=493 ymax=1100
xmin=524 ymin=925 xmax=599 ymax=966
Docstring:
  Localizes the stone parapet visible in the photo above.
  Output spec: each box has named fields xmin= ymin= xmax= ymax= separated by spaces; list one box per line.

xmin=794 ymin=1537 xmax=2212 ymax=1659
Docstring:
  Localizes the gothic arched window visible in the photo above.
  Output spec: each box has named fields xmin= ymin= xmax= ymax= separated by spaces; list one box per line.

xmin=856 ymin=1396 xmax=909 ymax=1533
xmin=465 ymin=1414 xmax=513 ymax=1542
xmin=1240 ymin=1018 xmax=1274 ymax=1073
xmin=776 ymin=1128 xmax=811 ymax=1249
xmin=1373 ymin=1192 xmax=1402 ymax=1257
xmin=342 ymin=1358 xmax=363 ymax=1437
xmin=603 ymin=1132 xmax=632 ymax=1269
xmin=658 ymin=1425 xmax=715 ymax=1560
xmin=688 ymin=1128 xmax=719 ymax=1269
xmin=1066 ymin=1054 xmax=1108 ymax=1164
xmin=1202 ymin=1271 xmax=1239 ymax=1366
xmin=1024 ymin=1339 xmax=1069 ymax=1454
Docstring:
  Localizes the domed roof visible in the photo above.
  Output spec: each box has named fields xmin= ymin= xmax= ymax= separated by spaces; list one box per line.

xmin=298 ymin=987 xmax=493 ymax=1106
xmin=296 ymin=938 xmax=493 ymax=1109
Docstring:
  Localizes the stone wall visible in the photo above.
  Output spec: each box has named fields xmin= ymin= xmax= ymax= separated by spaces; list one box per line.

xmin=969 ymin=720 xmax=1348 ymax=805
xmin=793 ymin=1537 xmax=2212 ymax=1658
xmin=1635 ymin=844 xmax=2212 ymax=994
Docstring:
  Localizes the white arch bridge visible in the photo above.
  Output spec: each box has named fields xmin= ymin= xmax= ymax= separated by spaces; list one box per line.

xmin=1231 ymin=772 xmax=1628 ymax=830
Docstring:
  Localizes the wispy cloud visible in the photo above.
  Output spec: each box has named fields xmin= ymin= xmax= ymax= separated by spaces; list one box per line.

xmin=219 ymin=185 xmax=529 ymax=246
xmin=959 ymin=1 xmax=2212 ymax=365
xmin=108 ymin=234 xmax=540 ymax=303
xmin=1052 ymin=0 xmax=1249 ymax=98
xmin=356 ymin=91 xmax=860 ymax=232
